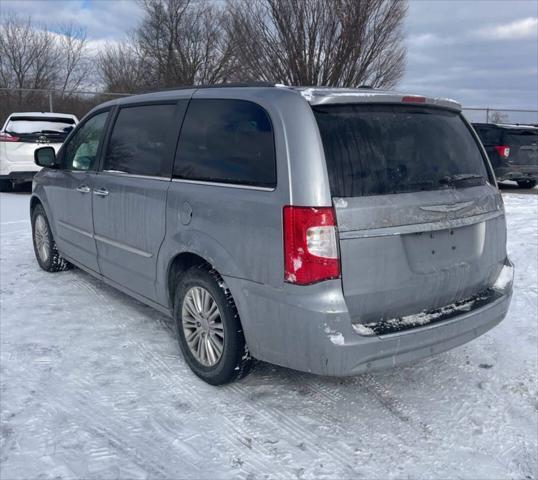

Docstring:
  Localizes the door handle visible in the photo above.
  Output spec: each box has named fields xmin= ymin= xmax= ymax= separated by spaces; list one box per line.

xmin=76 ymin=185 xmax=91 ymax=193
xmin=93 ymin=188 xmax=109 ymax=197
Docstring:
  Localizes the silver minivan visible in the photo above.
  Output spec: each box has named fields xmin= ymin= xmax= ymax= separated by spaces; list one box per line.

xmin=31 ymin=85 xmax=514 ymax=385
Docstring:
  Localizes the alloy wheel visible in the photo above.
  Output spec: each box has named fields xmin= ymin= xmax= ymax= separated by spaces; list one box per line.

xmin=181 ymin=286 xmax=224 ymax=366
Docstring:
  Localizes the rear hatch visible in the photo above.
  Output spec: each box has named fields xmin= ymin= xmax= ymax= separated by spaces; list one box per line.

xmin=502 ymin=128 xmax=538 ymax=166
xmin=313 ymin=103 xmax=506 ymax=324
xmin=2 ymin=116 xmax=75 ymax=163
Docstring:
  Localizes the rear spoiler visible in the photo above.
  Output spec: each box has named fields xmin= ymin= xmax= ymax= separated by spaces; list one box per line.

xmin=293 ymin=88 xmax=462 ymax=112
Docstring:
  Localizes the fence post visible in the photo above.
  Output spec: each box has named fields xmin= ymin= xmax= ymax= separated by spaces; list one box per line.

xmin=486 ymin=108 xmax=489 ymax=123
xmin=48 ymin=91 xmax=53 ymax=112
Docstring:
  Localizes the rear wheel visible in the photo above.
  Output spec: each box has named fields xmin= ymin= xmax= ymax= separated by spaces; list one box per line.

xmin=174 ymin=265 xmax=252 ymax=385
xmin=0 ymin=179 xmax=12 ymax=192
xmin=31 ymin=204 xmax=72 ymax=272
xmin=517 ymin=179 xmax=536 ymax=189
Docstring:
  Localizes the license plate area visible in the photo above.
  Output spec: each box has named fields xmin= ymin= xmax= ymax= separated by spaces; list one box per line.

xmin=402 ymin=222 xmax=486 ymax=274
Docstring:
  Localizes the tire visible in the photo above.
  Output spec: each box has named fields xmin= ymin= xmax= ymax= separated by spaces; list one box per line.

xmin=31 ymin=204 xmax=72 ymax=272
xmin=0 ymin=179 xmax=12 ymax=192
xmin=517 ymin=179 xmax=536 ymax=189
xmin=174 ymin=265 xmax=252 ymax=385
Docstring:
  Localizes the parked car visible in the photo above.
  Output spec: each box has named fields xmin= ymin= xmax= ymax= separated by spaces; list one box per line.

xmin=472 ymin=122 xmax=538 ymax=188
xmin=30 ymin=85 xmax=513 ymax=385
xmin=0 ymin=112 xmax=78 ymax=191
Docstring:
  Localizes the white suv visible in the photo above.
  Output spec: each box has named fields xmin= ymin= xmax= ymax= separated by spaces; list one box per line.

xmin=0 ymin=112 xmax=78 ymax=191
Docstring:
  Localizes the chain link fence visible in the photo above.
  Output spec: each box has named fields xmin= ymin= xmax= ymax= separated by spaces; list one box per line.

xmin=1 ymin=87 xmax=537 ymax=127
xmin=462 ymin=107 xmax=538 ymax=126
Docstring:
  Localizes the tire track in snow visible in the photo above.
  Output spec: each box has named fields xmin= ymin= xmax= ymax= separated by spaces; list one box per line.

xmin=62 ymin=269 xmax=286 ymax=478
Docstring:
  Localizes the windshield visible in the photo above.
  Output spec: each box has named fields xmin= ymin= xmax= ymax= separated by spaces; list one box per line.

xmin=6 ymin=116 xmax=75 ymax=136
xmin=313 ymin=104 xmax=490 ymax=197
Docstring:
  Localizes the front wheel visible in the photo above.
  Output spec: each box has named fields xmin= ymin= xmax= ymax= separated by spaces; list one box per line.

xmin=31 ymin=204 xmax=72 ymax=272
xmin=517 ymin=179 xmax=536 ymax=189
xmin=174 ymin=265 xmax=252 ymax=385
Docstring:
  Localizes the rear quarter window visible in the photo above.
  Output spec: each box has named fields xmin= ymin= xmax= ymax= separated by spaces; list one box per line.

xmin=314 ymin=104 xmax=490 ymax=197
xmin=473 ymin=125 xmax=501 ymax=145
xmin=173 ymin=99 xmax=276 ymax=188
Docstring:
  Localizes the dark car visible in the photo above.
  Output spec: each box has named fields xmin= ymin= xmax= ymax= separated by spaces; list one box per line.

xmin=473 ymin=123 xmax=538 ymax=188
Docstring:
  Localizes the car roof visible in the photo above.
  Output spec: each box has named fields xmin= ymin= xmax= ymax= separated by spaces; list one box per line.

xmin=95 ymin=84 xmax=462 ymax=112
xmin=8 ymin=112 xmax=78 ymax=120
xmin=473 ymin=122 xmax=538 ymax=131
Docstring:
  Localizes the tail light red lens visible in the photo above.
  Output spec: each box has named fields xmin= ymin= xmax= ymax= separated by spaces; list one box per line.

xmin=494 ymin=145 xmax=510 ymax=159
xmin=402 ymin=96 xmax=426 ymax=103
xmin=283 ymin=206 xmax=340 ymax=285
xmin=0 ymin=132 xmax=19 ymax=142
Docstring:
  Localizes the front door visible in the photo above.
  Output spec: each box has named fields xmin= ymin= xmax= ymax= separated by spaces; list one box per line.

xmin=92 ymin=102 xmax=183 ymax=301
xmin=46 ymin=110 xmax=110 ymax=272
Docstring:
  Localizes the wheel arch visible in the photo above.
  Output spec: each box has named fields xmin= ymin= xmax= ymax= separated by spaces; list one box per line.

xmin=30 ymin=195 xmax=42 ymax=215
xmin=166 ymin=252 xmax=213 ymax=309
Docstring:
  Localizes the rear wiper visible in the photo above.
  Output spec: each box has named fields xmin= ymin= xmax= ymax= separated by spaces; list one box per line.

xmin=439 ymin=174 xmax=486 ymax=187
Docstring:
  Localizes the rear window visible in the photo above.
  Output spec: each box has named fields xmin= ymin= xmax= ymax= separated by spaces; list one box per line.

xmin=5 ymin=116 xmax=75 ymax=138
xmin=314 ymin=105 xmax=490 ymax=197
xmin=503 ymin=129 xmax=538 ymax=147
xmin=173 ymin=99 xmax=276 ymax=188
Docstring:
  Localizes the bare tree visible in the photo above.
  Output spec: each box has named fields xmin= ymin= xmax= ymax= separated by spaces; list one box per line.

xmin=0 ymin=14 xmax=91 ymax=104
xmin=0 ymin=14 xmax=58 ymax=91
xmin=227 ymin=0 xmax=407 ymax=88
xmin=136 ymin=0 xmax=235 ymax=87
xmin=489 ymin=111 xmax=509 ymax=124
xmin=56 ymin=23 xmax=91 ymax=97
xmin=98 ymin=41 xmax=149 ymax=93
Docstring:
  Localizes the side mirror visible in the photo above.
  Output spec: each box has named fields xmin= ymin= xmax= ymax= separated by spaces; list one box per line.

xmin=35 ymin=147 xmax=57 ymax=168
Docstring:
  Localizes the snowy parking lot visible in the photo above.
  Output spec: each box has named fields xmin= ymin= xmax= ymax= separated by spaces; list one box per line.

xmin=1 ymin=189 xmax=537 ymax=480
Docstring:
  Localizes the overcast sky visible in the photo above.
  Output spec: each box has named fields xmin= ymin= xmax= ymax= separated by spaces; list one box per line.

xmin=3 ymin=0 xmax=537 ymax=119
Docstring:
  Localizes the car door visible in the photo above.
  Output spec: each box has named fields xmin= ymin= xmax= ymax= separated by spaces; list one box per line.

xmin=92 ymin=101 xmax=186 ymax=302
xmin=44 ymin=110 xmax=111 ymax=272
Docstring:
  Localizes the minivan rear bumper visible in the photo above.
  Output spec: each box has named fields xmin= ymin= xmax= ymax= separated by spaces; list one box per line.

xmin=333 ymin=287 xmax=511 ymax=375
xmin=225 ymin=260 xmax=513 ymax=376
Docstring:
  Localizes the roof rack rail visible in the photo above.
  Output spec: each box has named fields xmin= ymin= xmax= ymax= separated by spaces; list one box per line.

xmin=141 ymin=82 xmax=276 ymax=94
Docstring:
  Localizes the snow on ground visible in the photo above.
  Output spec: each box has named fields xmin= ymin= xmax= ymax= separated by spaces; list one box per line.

xmin=1 ymin=190 xmax=537 ymax=480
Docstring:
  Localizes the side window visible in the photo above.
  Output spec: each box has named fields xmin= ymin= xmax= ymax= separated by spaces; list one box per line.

xmin=63 ymin=111 xmax=109 ymax=171
xmin=174 ymin=99 xmax=276 ymax=188
xmin=104 ymin=104 xmax=177 ymax=177
xmin=475 ymin=126 xmax=499 ymax=145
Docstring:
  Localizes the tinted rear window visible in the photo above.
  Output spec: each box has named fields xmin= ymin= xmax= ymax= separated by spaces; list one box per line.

xmin=503 ymin=129 xmax=538 ymax=146
xmin=104 ymin=104 xmax=177 ymax=177
xmin=6 ymin=117 xmax=75 ymax=137
xmin=173 ymin=99 xmax=276 ymax=188
xmin=314 ymin=105 xmax=489 ymax=197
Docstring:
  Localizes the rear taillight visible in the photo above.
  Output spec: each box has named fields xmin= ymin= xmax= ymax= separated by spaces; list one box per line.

xmin=283 ymin=206 xmax=340 ymax=285
xmin=494 ymin=145 xmax=510 ymax=159
xmin=0 ymin=132 xmax=19 ymax=142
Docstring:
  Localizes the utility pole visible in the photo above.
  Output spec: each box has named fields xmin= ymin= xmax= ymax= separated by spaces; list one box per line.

xmin=49 ymin=91 xmax=53 ymax=112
